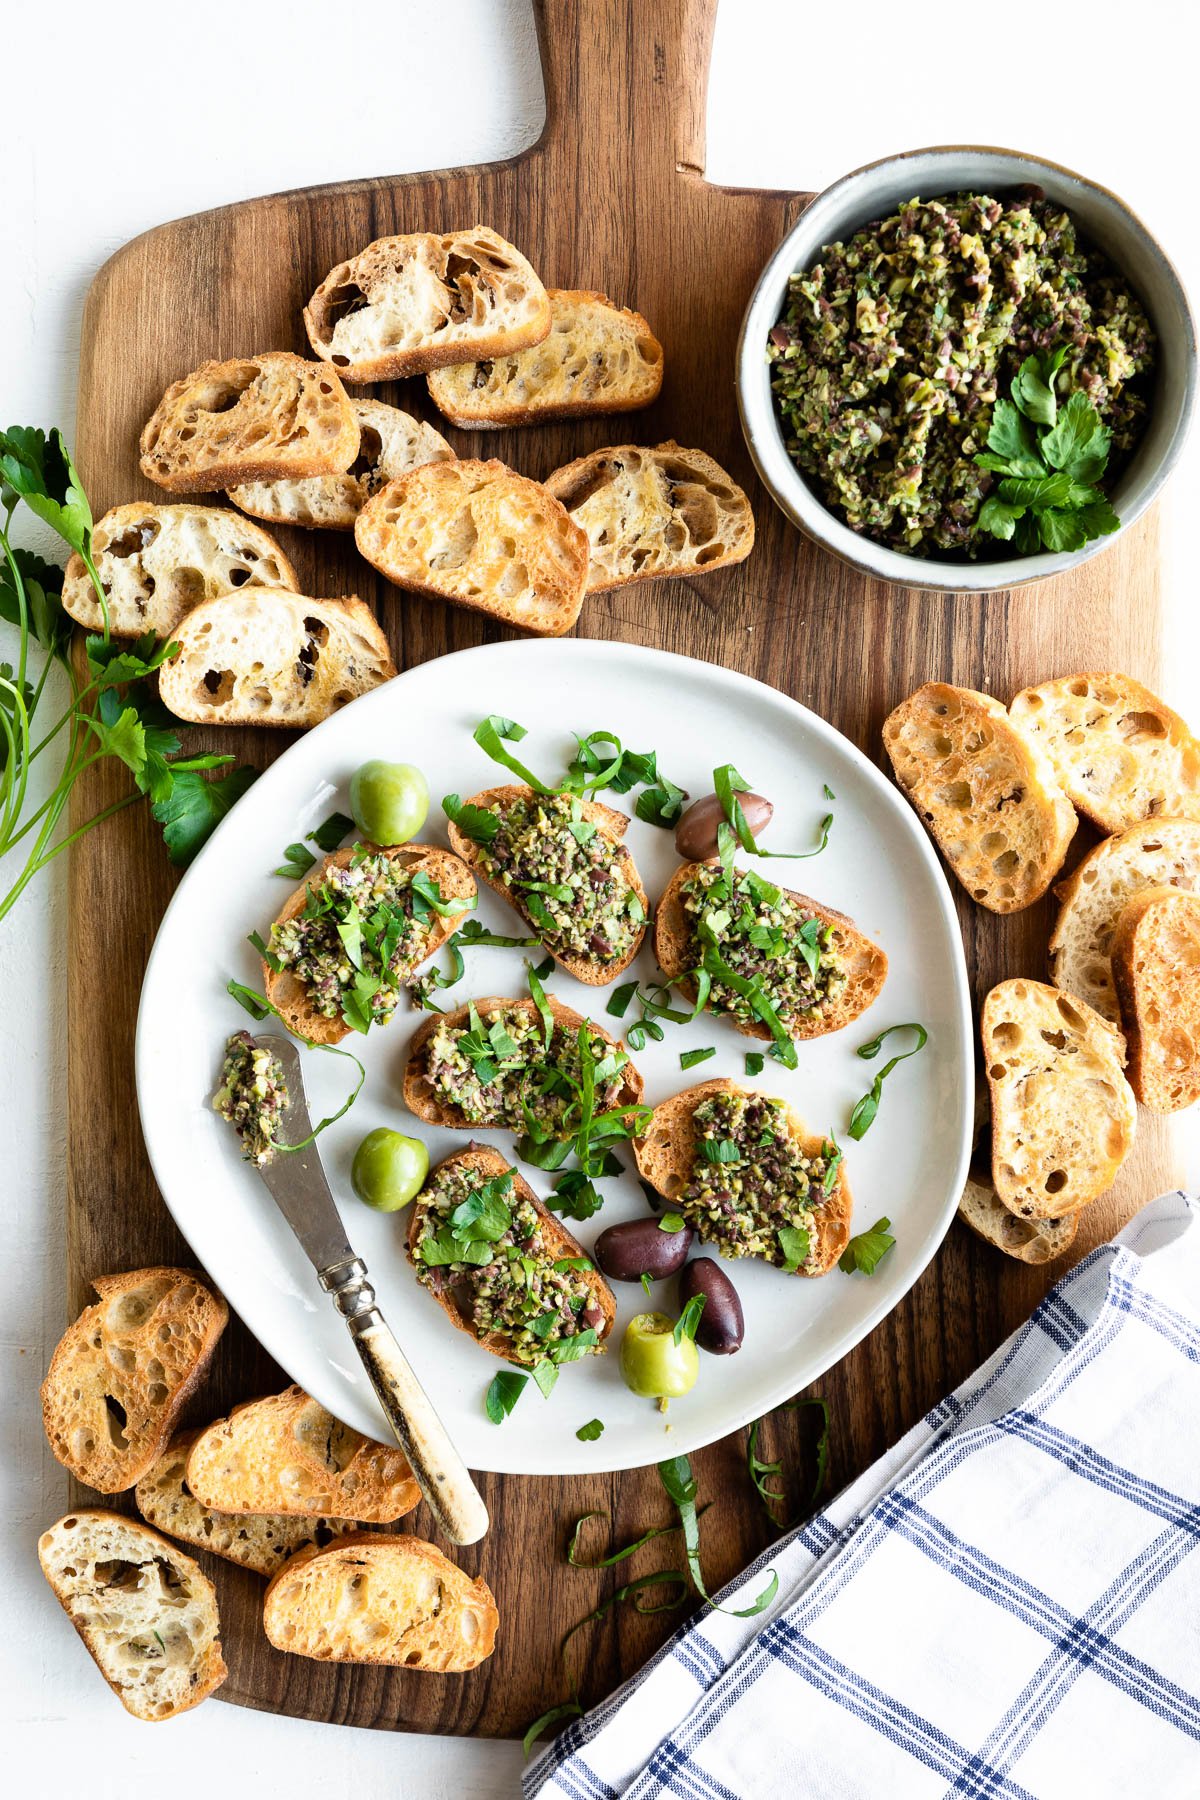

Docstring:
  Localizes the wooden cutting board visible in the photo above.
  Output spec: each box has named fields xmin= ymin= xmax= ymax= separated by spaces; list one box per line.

xmin=67 ymin=0 xmax=1176 ymax=1739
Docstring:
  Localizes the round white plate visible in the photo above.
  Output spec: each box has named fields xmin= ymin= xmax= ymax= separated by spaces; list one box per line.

xmin=137 ymin=638 xmax=973 ymax=1475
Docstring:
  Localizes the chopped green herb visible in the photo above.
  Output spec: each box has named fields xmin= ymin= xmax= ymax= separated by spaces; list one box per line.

xmin=523 ymin=1701 xmax=583 ymax=1758
xmin=606 ymin=980 xmax=638 ymax=1019
xmin=658 ymin=1213 xmax=686 ymax=1234
xmin=485 ymin=1369 xmax=528 ymax=1423
xmin=657 ymin=1455 xmax=778 ymax=1617
xmin=308 ymin=810 xmax=353 ymax=852
xmin=974 ymin=354 xmax=1120 ymax=554
xmin=746 ymin=1396 xmax=830 ymax=1530
xmin=744 ymin=1052 xmax=765 ymax=1076
xmin=680 ymin=1046 xmax=716 ymax=1070
xmin=703 ymin=1138 xmax=741 ymax=1165
xmin=839 ymin=1216 xmax=896 ymax=1275
xmin=848 ymin=1022 xmax=928 ymax=1140
xmin=531 ymin=1359 xmax=559 ymax=1400
xmin=273 ymin=841 xmax=317 ymax=880
xmin=777 ymin=1224 xmax=810 ymax=1273
xmin=673 ymin=1294 xmax=706 ymax=1346
xmin=575 ymin=1419 xmax=604 ymax=1442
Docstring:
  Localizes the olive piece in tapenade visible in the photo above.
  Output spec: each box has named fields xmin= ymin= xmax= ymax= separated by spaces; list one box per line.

xmin=213 ymin=1030 xmax=286 ymax=1166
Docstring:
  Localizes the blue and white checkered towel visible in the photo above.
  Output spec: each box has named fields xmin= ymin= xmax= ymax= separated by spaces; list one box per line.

xmin=526 ymin=1191 xmax=1200 ymax=1800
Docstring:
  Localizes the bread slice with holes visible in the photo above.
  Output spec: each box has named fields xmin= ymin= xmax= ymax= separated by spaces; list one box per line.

xmin=263 ymin=1533 xmax=497 ymax=1670
xmin=135 ymin=1433 xmax=363 ymax=1579
xmin=157 ymin=590 xmax=396 ymax=728
xmin=262 ymin=843 xmax=476 ymax=1046
xmin=445 ymin=785 xmax=648 ymax=983
xmin=229 ymin=398 xmax=455 ymax=531
xmin=1111 ymin=885 xmax=1200 ymax=1112
xmin=41 ymin=1268 xmax=228 ymax=1493
xmin=355 ymin=458 xmax=589 ymax=637
xmin=427 ymin=289 xmax=663 ymax=427
xmin=185 ymin=1386 xmax=419 ymax=1522
xmin=403 ymin=995 xmax=643 ymax=1130
xmin=958 ymin=1176 xmax=1079 ymax=1263
xmin=982 ymin=978 xmax=1135 ymax=1220
xmin=304 ymin=227 xmax=551 ymax=383
xmin=139 ymin=352 xmax=358 ymax=493
xmin=544 ymin=441 xmax=754 ymax=592
xmin=1010 ymin=672 xmax=1200 ymax=834
xmin=406 ymin=1144 xmax=616 ymax=1361
xmin=38 ymin=1509 xmax=227 ymax=1719
xmin=61 ymin=503 xmax=298 ymax=637
xmin=1049 ymin=818 xmax=1200 ymax=1021
xmin=634 ymin=1079 xmax=852 ymax=1275
xmin=882 ymin=683 xmax=1077 ymax=912
xmin=654 ymin=861 xmax=887 ymax=1042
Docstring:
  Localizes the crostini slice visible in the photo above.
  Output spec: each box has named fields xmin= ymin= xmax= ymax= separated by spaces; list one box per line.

xmin=406 ymin=1144 xmax=615 ymax=1364
xmin=654 ymin=860 xmax=886 ymax=1043
xmin=446 ymin=784 xmax=649 ymax=985
xmin=1111 ymin=884 xmax=1200 ymax=1112
xmin=261 ymin=843 xmax=476 ymax=1046
xmin=634 ymin=1079 xmax=852 ymax=1277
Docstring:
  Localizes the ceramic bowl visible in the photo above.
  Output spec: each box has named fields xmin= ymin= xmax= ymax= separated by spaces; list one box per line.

xmin=736 ymin=144 xmax=1196 ymax=592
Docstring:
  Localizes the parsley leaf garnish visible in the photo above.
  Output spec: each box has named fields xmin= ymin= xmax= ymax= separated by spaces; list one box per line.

xmin=485 ymin=1369 xmax=528 ymax=1423
xmin=575 ymin=1418 xmax=604 ymax=1442
xmin=839 ymin=1216 xmax=896 ymax=1275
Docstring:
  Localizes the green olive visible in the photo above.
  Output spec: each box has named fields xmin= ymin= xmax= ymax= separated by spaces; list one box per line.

xmin=349 ymin=760 xmax=430 ymax=847
xmin=619 ymin=1312 xmax=700 ymax=1399
xmin=350 ymin=1129 xmax=429 ymax=1213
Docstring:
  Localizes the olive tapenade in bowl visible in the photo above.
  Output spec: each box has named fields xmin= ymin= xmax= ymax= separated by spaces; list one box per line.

xmin=737 ymin=145 xmax=1196 ymax=592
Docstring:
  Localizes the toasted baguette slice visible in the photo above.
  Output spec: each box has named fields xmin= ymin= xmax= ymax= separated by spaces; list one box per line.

xmin=427 ymin=289 xmax=663 ymax=427
xmin=229 ymin=398 xmax=455 ymax=531
xmin=403 ymin=995 xmax=643 ymax=1130
xmin=635 ymin=1080 xmax=852 ymax=1275
xmin=544 ymin=441 xmax=754 ymax=592
xmin=263 ymin=1534 xmax=497 ymax=1670
xmin=1010 ymin=672 xmax=1200 ymax=834
xmin=1111 ymin=885 xmax=1200 ymax=1112
xmin=654 ymin=862 xmax=887 ymax=1042
xmin=407 ymin=1145 xmax=616 ymax=1361
xmin=1049 ymin=819 xmax=1200 ymax=1021
xmin=61 ymin=503 xmax=298 ymax=637
xmin=304 ymin=226 xmax=551 ymax=383
xmin=38 ymin=1509 xmax=226 ymax=1719
xmin=157 ymin=590 xmax=395 ymax=728
xmin=958 ymin=1176 xmax=1078 ymax=1264
xmin=883 ymin=683 xmax=1077 ymax=912
xmin=355 ymin=459 xmax=589 ymax=637
xmin=185 ymin=1386 xmax=420 ymax=1522
xmin=446 ymin=785 xmax=647 ymax=983
xmin=140 ymin=352 xmax=358 ymax=493
xmin=262 ymin=843 xmax=476 ymax=1045
xmin=982 ymin=979 xmax=1135 ymax=1220
xmin=135 ymin=1433 xmax=363 ymax=1579
xmin=41 ymin=1268 xmax=227 ymax=1493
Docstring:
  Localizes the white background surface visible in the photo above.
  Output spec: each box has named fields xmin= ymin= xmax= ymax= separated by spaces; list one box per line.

xmin=2 ymin=3 xmax=1195 ymax=1797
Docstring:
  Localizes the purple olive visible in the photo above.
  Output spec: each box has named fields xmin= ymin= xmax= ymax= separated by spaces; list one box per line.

xmin=674 ymin=790 xmax=773 ymax=863
xmin=594 ymin=1216 xmax=694 ymax=1283
xmin=680 ymin=1258 xmax=744 ymax=1354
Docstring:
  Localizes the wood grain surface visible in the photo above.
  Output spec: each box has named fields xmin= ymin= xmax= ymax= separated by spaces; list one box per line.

xmin=65 ymin=0 xmax=1177 ymax=1740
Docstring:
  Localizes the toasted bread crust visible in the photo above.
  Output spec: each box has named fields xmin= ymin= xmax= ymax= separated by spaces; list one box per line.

xmin=41 ymin=1268 xmax=228 ymax=1493
xmin=653 ymin=861 xmax=887 ymax=1041
xmin=1111 ymin=885 xmax=1200 ymax=1112
xmin=427 ymin=289 xmax=663 ymax=426
xmin=304 ymin=226 xmax=551 ymax=382
xmin=406 ymin=1145 xmax=616 ymax=1360
xmin=261 ymin=843 xmax=476 ymax=1046
xmin=139 ymin=353 xmax=358 ymax=492
xmin=883 ymin=683 xmax=1077 ymax=913
xmin=403 ymin=994 xmax=643 ymax=1130
xmin=262 ymin=1533 xmax=498 ymax=1670
xmin=446 ymin=784 xmax=648 ymax=985
xmin=1010 ymin=672 xmax=1200 ymax=835
xmin=957 ymin=1176 xmax=1079 ymax=1264
xmin=544 ymin=440 xmax=754 ymax=593
xmin=355 ymin=459 xmax=589 ymax=638
xmin=982 ymin=979 xmax=1135 ymax=1220
xmin=633 ymin=1078 xmax=852 ymax=1276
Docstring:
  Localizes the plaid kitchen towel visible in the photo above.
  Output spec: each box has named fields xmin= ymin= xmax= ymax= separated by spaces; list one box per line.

xmin=525 ymin=1191 xmax=1200 ymax=1800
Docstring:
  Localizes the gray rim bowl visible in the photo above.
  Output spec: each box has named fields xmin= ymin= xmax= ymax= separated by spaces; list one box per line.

xmin=736 ymin=145 xmax=1197 ymax=593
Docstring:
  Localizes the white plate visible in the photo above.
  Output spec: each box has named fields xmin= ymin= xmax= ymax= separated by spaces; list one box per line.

xmin=136 ymin=639 xmax=973 ymax=1475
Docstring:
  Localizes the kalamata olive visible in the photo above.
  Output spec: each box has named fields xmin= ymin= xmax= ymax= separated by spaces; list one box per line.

xmin=594 ymin=1216 xmax=694 ymax=1283
xmin=674 ymin=790 xmax=773 ymax=862
xmin=680 ymin=1258 xmax=744 ymax=1354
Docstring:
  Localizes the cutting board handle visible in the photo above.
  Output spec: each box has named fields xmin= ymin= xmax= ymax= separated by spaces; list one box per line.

xmin=534 ymin=0 xmax=716 ymax=179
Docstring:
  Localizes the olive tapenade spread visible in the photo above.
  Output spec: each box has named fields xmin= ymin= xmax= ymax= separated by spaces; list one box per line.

xmin=425 ymin=1005 xmax=627 ymax=1133
xmin=768 ymin=192 xmax=1155 ymax=556
xmin=682 ymin=1091 xmax=837 ymax=1271
xmin=213 ymin=1030 xmax=286 ymax=1165
xmin=476 ymin=792 xmax=644 ymax=966
xmin=682 ymin=862 xmax=846 ymax=1030
xmin=269 ymin=850 xmax=441 ymax=1028
xmin=413 ymin=1163 xmax=604 ymax=1365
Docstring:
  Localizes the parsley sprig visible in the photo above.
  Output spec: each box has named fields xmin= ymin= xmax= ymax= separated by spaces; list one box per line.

xmin=974 ymin=348 xmax=1120 ymax=553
